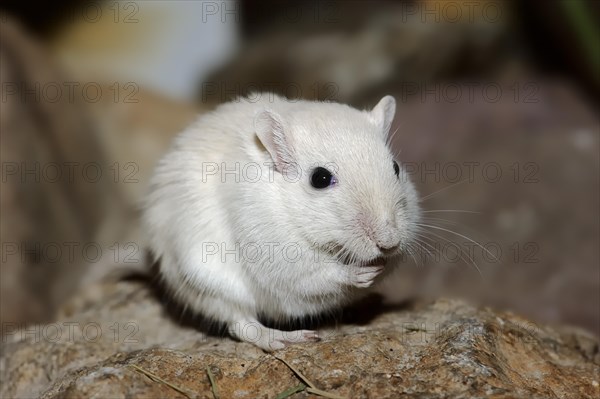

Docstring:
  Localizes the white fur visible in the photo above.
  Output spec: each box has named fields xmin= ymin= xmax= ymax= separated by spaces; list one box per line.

xmin=143 ymin=94 xmax=420 ymax=350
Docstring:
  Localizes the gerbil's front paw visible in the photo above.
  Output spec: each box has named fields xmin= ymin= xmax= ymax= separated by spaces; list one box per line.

xmin=348 ymin=265 xmax=384 ymax=288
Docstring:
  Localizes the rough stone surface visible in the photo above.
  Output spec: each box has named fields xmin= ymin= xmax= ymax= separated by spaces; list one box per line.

xmin=1 ymin=279 xmax=598 ymax=399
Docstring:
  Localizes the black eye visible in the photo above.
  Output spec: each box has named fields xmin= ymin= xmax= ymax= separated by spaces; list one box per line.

xmin=310 ymin=167 xmax=336 ymax=189
xmin=393 ymin=161 xmax=400 ymax=178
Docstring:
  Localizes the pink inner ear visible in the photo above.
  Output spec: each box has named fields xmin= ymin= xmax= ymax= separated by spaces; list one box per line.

xmin=254 ymin=109 xmax=294 ymax=171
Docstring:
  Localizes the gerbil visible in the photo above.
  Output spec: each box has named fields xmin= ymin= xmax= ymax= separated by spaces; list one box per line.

xmin=143 ymin=94 xmax=420 ymax=350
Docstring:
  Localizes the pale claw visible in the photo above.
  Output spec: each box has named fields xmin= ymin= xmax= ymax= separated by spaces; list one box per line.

xmin=349 ymin=265 xmax=384 ymax=288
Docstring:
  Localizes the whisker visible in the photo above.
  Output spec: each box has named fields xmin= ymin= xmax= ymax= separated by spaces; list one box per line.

xmin=406 ymin=250 xmax=421 ymax=267
xmin=413 ymin=238 xmax=443 ymax=266
xmin=415 ymin=223 xmax=499 ymax=264
xmin=405 ymin=241 xmax=425 ymax=266
xmin=387 ymin=126 xmax=399 ymax=147
xmin=421 ymin=217 xmax=494 ymax=244
xmin=417 ymin=228 xmax=484 ymax=278
xmin=414 ymin=233 xmax=447 ymax=263
xmin=387 ymin=121 xmax=405 ymax=148
xmin=412 ymin=240 xmax=432 ymax=258
xmin=422 ymin=209 xmax=481 ymax=214
xmin=412 ymin=235 xmax=436 ymax=259
xmin=420 ymin=179 xmax=470 ymax=203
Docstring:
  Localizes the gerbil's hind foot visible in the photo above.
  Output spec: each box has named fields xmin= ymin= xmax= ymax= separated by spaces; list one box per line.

xmin=228 ymin=320 xmax=320 ymax=351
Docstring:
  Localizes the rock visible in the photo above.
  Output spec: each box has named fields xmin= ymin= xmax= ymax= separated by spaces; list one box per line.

xmin=1 ymin=279 xmax=598 ymax=398
xmin=0 ymin=17 xmax=115 ymax=328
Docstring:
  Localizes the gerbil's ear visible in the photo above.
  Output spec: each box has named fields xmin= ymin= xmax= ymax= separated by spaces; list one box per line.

xmin=370 ymin=95 xmax=396 ymax=138
xmin=254 ymin=108 xmax=294 ymax=172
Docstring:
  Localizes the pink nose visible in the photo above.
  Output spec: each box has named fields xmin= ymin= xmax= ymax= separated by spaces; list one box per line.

xmin=376 ymin=238 xmax=400 ymax=252
xmin=374 ymin=219 xmax=400 ymax=252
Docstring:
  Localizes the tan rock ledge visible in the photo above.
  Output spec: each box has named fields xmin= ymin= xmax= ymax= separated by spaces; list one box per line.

xmin=1 ymin=280 xmax=598 ymax=399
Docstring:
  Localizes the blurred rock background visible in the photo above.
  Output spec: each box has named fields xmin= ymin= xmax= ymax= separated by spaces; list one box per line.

xmin=0 ymin=0 xmax=598 ymax=337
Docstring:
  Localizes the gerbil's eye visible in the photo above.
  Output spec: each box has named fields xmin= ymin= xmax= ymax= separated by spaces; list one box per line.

xmin=393 ymin=161 xmax=400 ymax=178
xmin=310 ymin=167 xmax=337 ymax=189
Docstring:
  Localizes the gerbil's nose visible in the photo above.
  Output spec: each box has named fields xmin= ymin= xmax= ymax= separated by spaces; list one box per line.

xmin=375 ymin=218 xmax=401 ymax=253
xmin=376 ymin=240 xmax=400 ymax=254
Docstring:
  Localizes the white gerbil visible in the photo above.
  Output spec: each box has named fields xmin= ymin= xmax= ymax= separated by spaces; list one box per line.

xmin=143 ymin=94 xmax=420 ymax=350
